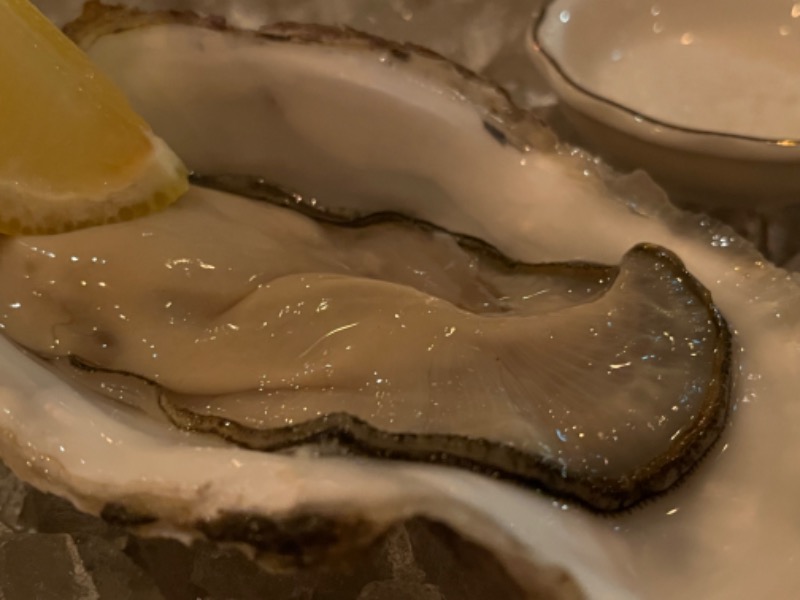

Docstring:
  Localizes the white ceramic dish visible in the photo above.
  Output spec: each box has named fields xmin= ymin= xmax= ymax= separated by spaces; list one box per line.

xmin=528 ymin=0 xmax=800 ymax=207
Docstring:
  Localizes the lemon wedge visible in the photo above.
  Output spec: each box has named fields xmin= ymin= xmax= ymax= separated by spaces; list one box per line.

xmin=0 ymin=0 xmax=188 ymax=235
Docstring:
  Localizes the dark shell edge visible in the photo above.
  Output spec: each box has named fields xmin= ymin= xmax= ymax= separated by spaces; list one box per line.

xmin=98 ymin=501 xmax=584 ymax=599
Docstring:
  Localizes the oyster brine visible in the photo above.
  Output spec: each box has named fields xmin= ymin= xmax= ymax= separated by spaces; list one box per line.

xmin=0 ymin=181 xmax=731 ymax=511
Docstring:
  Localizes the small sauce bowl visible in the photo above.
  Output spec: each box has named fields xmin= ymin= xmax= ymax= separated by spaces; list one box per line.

xmin=527 ymin=0 xmax=800 ymax=208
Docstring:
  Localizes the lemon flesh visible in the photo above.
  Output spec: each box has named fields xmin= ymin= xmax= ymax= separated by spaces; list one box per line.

xmin=0 ymin=0 xmax=188 ymax=234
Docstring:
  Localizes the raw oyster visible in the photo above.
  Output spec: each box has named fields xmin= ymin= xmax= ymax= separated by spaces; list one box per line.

xmin=1 ymin=1 xmax=799 ymax=599
xmin=0 ymin=181 xmax=730 ymax=512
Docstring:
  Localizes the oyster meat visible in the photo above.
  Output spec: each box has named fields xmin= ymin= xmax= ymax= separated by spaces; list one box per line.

xmin=0 ymin=1 xmax=798 ymax=599
xmin=0 ymin=181 xmax=730 ymax=511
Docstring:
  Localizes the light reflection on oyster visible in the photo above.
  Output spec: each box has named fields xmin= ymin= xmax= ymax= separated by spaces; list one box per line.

xmin=1 ymin=1 xmax=799 ymax=599
xmin=0 ymin=180 xmax=730 ymax=511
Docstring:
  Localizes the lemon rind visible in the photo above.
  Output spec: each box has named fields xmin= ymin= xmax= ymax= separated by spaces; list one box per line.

xmin=0 ymin=134 xmax=188 ymax=236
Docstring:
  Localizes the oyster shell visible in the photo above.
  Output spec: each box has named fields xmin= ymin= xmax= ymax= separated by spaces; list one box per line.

xmin=2 ymin=1 xmax=800 ymax=598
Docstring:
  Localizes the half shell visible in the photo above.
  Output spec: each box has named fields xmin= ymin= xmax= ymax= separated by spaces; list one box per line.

xmin=2 ymin=2 xmax=800 ymax=599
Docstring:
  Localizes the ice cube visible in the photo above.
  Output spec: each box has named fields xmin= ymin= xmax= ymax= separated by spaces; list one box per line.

xmin=0 ymin=462 xmax=27 ymax=530
xmin=0 ymin=533 xmax=98 ymax=600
